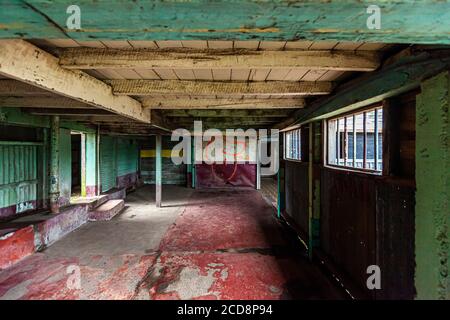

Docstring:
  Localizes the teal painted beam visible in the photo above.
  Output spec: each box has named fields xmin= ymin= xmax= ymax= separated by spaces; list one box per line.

xmin=1 ymin=1 xmax=450 ymax=44
xmin=290 ymin=51 xmax=450 ymax=125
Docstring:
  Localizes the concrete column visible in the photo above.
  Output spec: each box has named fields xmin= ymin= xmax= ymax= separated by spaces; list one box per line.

xmin=415 ymin=71 xmax=449 ymax=300
xmin=155 ymin=135 xmax=162 ymax=207
xmin=49 ymin=115 xmax=60 ymax=213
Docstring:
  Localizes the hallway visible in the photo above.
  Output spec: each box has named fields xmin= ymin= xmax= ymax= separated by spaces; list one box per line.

xmin=0 ymin=186 xmax=345 ymax=300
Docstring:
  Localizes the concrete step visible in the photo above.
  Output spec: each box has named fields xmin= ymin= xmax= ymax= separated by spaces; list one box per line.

xmin=104 ymin=188 xmax=126 ymax=201
xmin=88 ymin=200 xmax=125 ymax=221
xmin=71 ymin=195 xmax=108 ymax=211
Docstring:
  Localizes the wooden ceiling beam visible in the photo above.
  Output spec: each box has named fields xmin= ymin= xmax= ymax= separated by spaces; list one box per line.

xmin=106 ymin=79 xmax=332 ymax=96
xmin=0 ymin=40 xmax=149 ymax=123
xmin=142 ymin=98 xmax=305 ymax=109
xmin=161 ymin=109 xmax=295 ymax=118
xmin=59 ymin=48 xmax=379 ymax=72
xmin=23 ymin=108 xmax=114 ymax=116
xmin=0 ymin=96 xmax=93 ymax=109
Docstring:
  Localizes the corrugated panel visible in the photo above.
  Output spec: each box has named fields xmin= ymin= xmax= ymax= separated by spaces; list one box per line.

xmin=0 ymin=144 xmax=38 ymax=213
xmin=117 ymin=138 xmax=138 ymax=177
xmin=100 ymin=136 xmax=116 ymax=192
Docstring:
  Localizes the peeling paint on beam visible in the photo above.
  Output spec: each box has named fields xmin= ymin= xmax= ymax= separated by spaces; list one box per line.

xmin=107 ymin=80 xmax=333 ymax=97
xmin=283 ymin=52 xmax=450 ymax=128
xmin=1 ymin=1 xmax=450 ymax=44
xmin=0 ymin=40 xmax=149 ymax=123
xmin=142 ymin=98 xmax=305 ymax=109
xmin=60 ymin=49 xmax=379 ymax=72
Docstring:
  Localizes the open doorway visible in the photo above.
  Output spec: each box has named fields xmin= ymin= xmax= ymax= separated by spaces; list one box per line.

xmin=71 ymin=132 xmax=85 ymax=198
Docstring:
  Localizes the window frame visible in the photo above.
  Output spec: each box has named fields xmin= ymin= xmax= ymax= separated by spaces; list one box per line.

xmin=284 ymin=128 xmax=302 ymax=162
xmin=325 ymin=105 xmax=384 ymax=174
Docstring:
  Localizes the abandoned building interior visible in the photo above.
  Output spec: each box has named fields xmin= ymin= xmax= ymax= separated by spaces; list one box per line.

xmin=0 ymin=1 xmax=449 ymax=300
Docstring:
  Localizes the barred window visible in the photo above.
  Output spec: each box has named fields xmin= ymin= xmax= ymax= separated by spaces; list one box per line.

xmin=327 ymin=106 xmax=383 ymax=172
xmin=284 ymin=129 xmax=302 ymax=160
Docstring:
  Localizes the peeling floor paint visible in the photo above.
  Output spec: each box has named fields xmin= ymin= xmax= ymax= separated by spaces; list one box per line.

xmin=0 ymin=186 xmax=345 ymax=300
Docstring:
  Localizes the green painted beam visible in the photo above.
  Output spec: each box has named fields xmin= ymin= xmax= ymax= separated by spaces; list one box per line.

xmin=286 ymin=51 xmax=450 ymax=127
xmin=415 ymin=71 xmax=449 ymax=300
xmin=1 ymin=1 xmax=450 ymax=44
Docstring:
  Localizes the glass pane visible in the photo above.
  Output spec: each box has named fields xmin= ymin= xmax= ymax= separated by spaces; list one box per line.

xmin=296 ymin=129 xmax=301 ymax=160
xmin=376 ymin=108 xmax=383 ymax=171
xmin=346 ymin=116 xmax=354 ymax=167
xmin=328 ymin=119 xmax=337 ymax=165
xmin=338 ymin=118 xmax=345 ymax=166
xmin=354 ymin=113 xmax=365 ymax=169
xmin=365 ymin=110 xmax=375 ymax=170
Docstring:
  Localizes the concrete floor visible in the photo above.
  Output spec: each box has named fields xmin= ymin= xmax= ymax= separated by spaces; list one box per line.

xmin=0 ymin=185 xmax=346 ymax=300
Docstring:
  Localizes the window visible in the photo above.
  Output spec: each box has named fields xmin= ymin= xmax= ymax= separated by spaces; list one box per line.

xmin=327 ymin=106 xmax=383 ymax=172
xmin=284 ymin=129 xmax=302 ymax=160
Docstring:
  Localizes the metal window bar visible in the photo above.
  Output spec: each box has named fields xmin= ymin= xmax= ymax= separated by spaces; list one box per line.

xmin=336 ymin=118 xmax=340 ymax=165
xmin=353 ymin=114 xmax=356 ymax=168
xmin=343 ymin=117 xmax=347 ymax=167
xmin=374 ymin=108 xmax=378 ymax=171
xmin=363 ymin=112 xmax=367 ymax=169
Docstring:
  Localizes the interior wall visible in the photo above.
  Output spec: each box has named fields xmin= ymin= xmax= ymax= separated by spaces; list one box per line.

xmin=140 ymin=136 xmax=186 ymax=185
xmin=282 ymin=90 xmax=417 ymax=299
xmin=100 ymin=135 xmax=140 ymax=192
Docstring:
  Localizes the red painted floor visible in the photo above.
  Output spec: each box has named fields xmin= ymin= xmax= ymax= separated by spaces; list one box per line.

xmin=0 ymin=187 xmax=346 ymax=300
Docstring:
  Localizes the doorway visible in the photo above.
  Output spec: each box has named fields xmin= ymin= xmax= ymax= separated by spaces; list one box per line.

xmin=71 ymin=132 xmax=86 ymax=198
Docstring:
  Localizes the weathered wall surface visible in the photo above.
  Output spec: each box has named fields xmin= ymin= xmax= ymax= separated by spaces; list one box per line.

xmin=415 ymin=71 xmax=449 ymax=300
xmin=140 ymin=136 xmax=186 ymax=185
xmin=283 ymin=90 xmax=418 ymax=299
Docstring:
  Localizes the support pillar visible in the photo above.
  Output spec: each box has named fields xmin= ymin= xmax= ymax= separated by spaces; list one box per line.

xmin=415 ymin=71 xmax=449 ymax=300
xmin=256 ymin=139 xmax=261 ymax=190
xmin=85 ymin=133 xmax=98 ymax=197
xmin=49 ymin=115 xmax=60 ymax=213
xmin=277 ymin=134 xmax=285 ymax=219
xmin=155 ymin=135 xmax=162 ymax=207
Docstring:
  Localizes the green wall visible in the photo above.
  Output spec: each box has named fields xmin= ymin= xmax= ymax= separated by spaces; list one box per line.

xmin=415 ymin=71 xmax=450 ymax=300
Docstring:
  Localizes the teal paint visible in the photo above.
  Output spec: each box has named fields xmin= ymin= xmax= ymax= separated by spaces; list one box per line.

xmin=155 ymin=135 xmax=162 ymax=207
xmin=293 ymin=54 xmax=450 ymax=125
xmin=99 ymin=135 xmax=117 ymax=192
xmin=0 ymin=144 xmax=38 ymax=214
xmin=116 ymin=138 xmax=138 ymax=177
xmin=58 ymin=127 xmax=71 ymax=207
xmin=415 ymin=71 xmax=449 ymax=300
xmin=191 ymin=137 xmax=195 ymax=189
xmin=0 ymin=107 xmax=49 ymax=128
xmin=49 ymin=115 xmax=60 ymax=213
xmin=2 ymin=1 xmax=450 ymax=44
xmin=85 ymin=133 xmax=97 ymax=196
